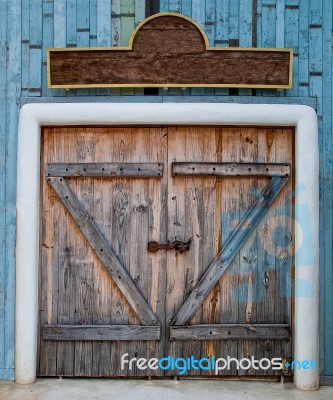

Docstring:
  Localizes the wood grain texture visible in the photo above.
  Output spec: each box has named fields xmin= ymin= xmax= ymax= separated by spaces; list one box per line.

xmin=48 ymin=14 xmax=292 ymax=88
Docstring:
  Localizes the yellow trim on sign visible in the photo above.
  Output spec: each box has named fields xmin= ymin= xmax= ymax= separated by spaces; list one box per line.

xmin=47 ymin=12 xmax=293 ymax=90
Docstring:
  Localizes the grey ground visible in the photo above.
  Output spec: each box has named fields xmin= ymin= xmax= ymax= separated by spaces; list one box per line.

xmin=1 ymin=379 xmax=333 ymax=400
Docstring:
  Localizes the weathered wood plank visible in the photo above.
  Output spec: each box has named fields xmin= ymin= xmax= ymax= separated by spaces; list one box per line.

xmin=39 ymin=128 xmax=60 ymax=376
xmin=172 ymin=162 xmax=290 ymax=177
xmin=237 ymin=127 xmax=259 ymax=376
xmin=44 ymin=325 xmax=161 ymax=341
xmin=127 ymin=127 xmax=156 ymax=376
xmin=255 ymin=127 xmax=280 ymax=375
xmin=48 ymin=177 xmax=159 ymax=326
xmin=172 ymin=176 xmax=289 ymax=326
xmin=147 ymin=127 xmax=168 ymax=376
xmin=108 ymin=128 xmax=133 ymax=376
xmin=200 ymin=127 xmax=221 ymax=376
xmin=182 ymin=127 xmax=206 ymax=375
xmin=272 ymin=127 xmax=293 ymax=375
xmin=170 ymin=324 xmax=290 ymax=340
xmin=165 ymin=126 xmax=187 ymax=376
xmin=216 ymin=127 xmax=242 ymax=376
xmin=72 ymin=133 xmax=95 ymax=377
xmin=0 ymin=0 xmax=7 ymax=374
xmin=46 ymin=162 xmax=163 ymax=177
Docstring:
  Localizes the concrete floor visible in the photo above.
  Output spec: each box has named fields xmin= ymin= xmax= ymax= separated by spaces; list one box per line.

xmin=0 ymin=379 xmax=333 ymax=400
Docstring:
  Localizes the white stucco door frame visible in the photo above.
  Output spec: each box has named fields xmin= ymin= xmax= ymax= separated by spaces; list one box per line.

xmin=15 ymin=103 xmax=319 ymax=390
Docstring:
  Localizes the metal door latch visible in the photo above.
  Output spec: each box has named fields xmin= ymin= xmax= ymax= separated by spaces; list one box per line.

xmin=148 ymin=239 xmax=192 ymax=253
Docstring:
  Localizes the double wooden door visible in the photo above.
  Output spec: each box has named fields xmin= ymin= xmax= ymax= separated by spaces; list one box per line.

xmin=39 ymin=126 xmax=293 ymax=377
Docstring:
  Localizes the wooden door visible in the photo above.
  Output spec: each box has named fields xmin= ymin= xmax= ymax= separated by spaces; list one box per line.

xmin=39 ymin=126 xmax=293 ymax=377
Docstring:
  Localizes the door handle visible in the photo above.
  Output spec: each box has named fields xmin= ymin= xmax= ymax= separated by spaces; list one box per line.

xmin=148 ymin=239 xmax=192 ymax=253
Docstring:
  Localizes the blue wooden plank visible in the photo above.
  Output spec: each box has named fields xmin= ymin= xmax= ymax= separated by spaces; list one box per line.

xmin=21 ymin=0 xmax=30 ymax=97
xmin=239 ymin=0 xmax=253 ymax=95
xmin=256 ymin=0 xmax=262 ymax=47
xmin=321 ymin=0 xmax=333 ymax=376
xmin=284 ymin=0 xmax=299 ymax=97
xmin=66 ymin=0 xmax=77 ymax=46
xmin=228 ymin=0 xmax=239 ymax=41
xmin=298 ymin=0 xmax=309 ymax=97
xmin=309 ymin=0 xmax=322 ymax=125
xmin=215 ymin=0 xmax=229 ymax=46
xmin=77 ymin=0 xmax=90 ymax=47
xmin=111 ymin=0 xmax=120 ymax=47
xmin=42 ymin=0 xmax=54 ymax=97
xmin=96 ymin=0 xmax=111 ymax=96
xmin=0 ymin=368 xmax=14 ymax=380
xmin=181 ymin=0 xmax=192 ymax=17
xmin=54 ymin=0 xmax=67 ymax=47
xmin=261 ymin=0 xmax=278 ymax=97
xmin=205 ymin=0 xmax=215 ymax=46
xmin=110 ymin=0 xmax=121 ymax=96
xmin=135 ymin=0 xmax=145 ymax=25
xmin=168 ymin=0 xmax=181 ymax=13
xmin=239 ymin=0 xmax=252 ymax=47
xmin=29 ymin=0 xmax=42 ymax=96
xmin=0 ymin=0 xmax=7 ymax=373
xmin=159 ymin=0 xmax=169 ymax=12
xmin=309 ymin=2 xmax=322 ymax=74
xmin=5 ymin=0 xmax=22 ymax=374
xmin=97 ymin=0 xmax=111 ymax=46
xmin=214 ymin=0 xmax=229 ymax=95
xmin=89 ymin=0 xmax=97 ymax=47
xmin=275 ymin=0 xmax=284 ymax=47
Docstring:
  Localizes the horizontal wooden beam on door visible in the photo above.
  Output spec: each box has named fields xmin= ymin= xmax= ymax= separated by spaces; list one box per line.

xmin=170 ymin=324 xmax=290 ymax=340
xmin=172 ymin=162 xmax=290 ymax=177
xmin=46 ymin=163 xmax=163 ymax=178
xmin=43 ymin=325 xmax=161 ymax=341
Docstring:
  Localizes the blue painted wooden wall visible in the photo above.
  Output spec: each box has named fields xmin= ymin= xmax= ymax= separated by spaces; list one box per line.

xmin=0 ymin=0 xmax=332 ymax=381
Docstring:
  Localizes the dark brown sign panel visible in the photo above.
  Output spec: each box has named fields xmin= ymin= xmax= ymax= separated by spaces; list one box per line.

xmin=47 ymin=13 xmax=293 ymax=89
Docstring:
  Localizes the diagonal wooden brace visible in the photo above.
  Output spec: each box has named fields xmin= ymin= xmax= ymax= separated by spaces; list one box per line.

xmin=48 ymin=177 xmax=160 ymax=326
xmin=171 ymin=177 xmax=289 ymax=326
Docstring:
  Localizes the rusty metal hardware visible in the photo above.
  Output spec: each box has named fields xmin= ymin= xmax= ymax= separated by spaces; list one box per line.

xmin=148 ymin=239 xmax=192 ymax=253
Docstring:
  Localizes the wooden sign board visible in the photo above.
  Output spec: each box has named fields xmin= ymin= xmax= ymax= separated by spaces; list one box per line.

xmin=47 ymin=13 xmax=293 ymax=89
